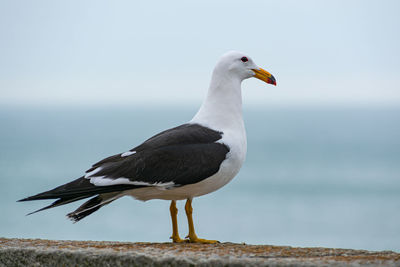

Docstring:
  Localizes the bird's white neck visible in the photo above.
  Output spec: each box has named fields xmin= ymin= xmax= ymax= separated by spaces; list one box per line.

xmin=191 ymin=70 xmax=244 ymax=131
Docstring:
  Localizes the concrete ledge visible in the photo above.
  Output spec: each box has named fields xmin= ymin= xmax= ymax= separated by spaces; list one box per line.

xmin=0 ymin=238 xmax=399 ymax=266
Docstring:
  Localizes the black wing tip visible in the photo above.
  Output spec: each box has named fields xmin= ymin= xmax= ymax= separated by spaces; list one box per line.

xmin=26 ymin=209 xmax=44 ymax=216
xmin=17 ymin=194 xmax=52 ymax=202
xmin=18 ymin=196 xmax=37 ymax=202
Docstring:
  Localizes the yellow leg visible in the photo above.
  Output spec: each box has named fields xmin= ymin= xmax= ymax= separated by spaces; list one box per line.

xmin=169 ymin=200 xmax=187 ymax=243
xmin=184 ymin=198 xmax=219 ymax=244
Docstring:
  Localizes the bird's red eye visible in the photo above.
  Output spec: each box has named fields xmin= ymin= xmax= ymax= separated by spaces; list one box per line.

xmin=241 ymin=57 xmax=248 ymax=62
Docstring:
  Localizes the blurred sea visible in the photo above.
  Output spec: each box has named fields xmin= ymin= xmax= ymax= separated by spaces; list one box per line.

xmin=1 ymin=106 xmax=399 ymax=252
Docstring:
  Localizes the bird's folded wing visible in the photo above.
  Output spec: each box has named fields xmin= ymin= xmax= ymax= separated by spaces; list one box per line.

xmin=85 ymin=123 xmax=230 ymax=188
xmin=86 ymin=142 xmax=230 ymax=188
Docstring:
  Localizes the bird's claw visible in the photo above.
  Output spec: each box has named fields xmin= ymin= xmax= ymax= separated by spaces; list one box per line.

xmin=184 ymin=234 xmax=219 ymax=244
xmin=170 ymin=235 xmax=189 ymax=243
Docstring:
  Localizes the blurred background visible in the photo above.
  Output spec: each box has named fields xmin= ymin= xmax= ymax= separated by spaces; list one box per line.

xmin=1 ymin=0 xmax=399 ymax=251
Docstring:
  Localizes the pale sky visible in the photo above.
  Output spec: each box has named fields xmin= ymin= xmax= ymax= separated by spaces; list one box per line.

xmin=1 ymin=0 xmax=399 ymax=107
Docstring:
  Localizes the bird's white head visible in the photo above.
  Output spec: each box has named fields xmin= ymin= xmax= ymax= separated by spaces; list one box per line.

xmin=192 ymin=51 xmax=275 ymax=127
xmin=214 ymin=51 xmax=276 ymax=86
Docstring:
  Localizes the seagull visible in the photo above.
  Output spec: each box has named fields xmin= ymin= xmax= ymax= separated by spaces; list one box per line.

xmin=19 ymin=51 xmax=276 ymax=243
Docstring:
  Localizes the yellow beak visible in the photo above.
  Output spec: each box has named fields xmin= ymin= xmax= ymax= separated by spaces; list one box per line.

xmin=252 ymin=68 xmax=276 ymax=86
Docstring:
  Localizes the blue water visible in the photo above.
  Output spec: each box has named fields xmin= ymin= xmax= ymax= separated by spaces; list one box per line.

xmin=1 ymin=106 xmax=399 ymax=252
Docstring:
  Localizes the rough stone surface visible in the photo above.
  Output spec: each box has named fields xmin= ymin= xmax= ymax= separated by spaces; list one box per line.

xmin=0 ymin=238 xmax=399 ymax=267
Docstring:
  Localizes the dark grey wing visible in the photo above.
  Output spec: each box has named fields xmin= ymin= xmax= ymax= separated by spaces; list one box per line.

xmin=85 ymin=123 xmax=230 ymax=187
xmin=89 ymin=142 xmax=229 ymax=187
